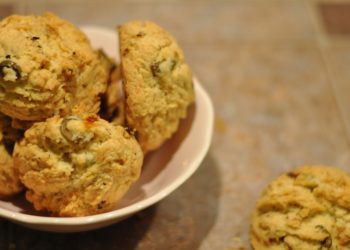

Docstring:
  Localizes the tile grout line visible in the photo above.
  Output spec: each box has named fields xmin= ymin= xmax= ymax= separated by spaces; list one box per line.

xmin=305 ymin=1 xmax=350 ymax=145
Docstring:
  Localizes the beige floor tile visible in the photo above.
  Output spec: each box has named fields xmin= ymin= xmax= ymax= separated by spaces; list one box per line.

xmin=321 ymin=46 xmax=350 ymax=144
xmin=307 ymin=1 xmax=350 ymax=141
xmin=185 ymin=43 xmax=350 ymax=249
xmin=318 ymin=2 xmax=350 ymax=35
xmin=26 ymin=1 xmax=316 ymax=45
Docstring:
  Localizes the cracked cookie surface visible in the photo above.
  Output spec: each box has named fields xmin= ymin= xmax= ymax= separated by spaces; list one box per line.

xmin=0 ymin=12 xmax=110 ymax=121
xmin=118 ymin=20 xmax=195 ymax=153
xmin=250 ymin=165 xmax=350 ymax=250
xmin=0 ymin=113 xmax=23 ymax=198
xmin=13 ymin=114 xmax=143 ymax=216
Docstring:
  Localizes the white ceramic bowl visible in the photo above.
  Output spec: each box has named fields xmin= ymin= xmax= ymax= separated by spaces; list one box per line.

xmin=0 ymin=27 xmax=214 ymax=232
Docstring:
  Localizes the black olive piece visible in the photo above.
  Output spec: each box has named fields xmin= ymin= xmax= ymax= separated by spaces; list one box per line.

xmin=320 ymin=236 xmax=332 ymax=249
xmin=151 ymin=62 xmax=160 ymax=77
xmin=316 ymin=225 xmax=332 ymax=249
xmin=0 ymin=60 xmax=21 ymax=80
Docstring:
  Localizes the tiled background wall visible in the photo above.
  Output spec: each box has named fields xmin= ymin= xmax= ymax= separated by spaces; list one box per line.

xmin=1 ymin=1 xmax=350 ymax=249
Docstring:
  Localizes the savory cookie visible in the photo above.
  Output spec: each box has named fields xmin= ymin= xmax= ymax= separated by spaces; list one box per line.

xmin=0 ymin=12 xmax=110 ymax=121
xmin=118 ymin=20 xmax=195 ymax=153
xmin=13 ymin=114 xmax=143 ymax=216
xmin=0 ymin=113 xmax=23 ymax=198
xmin=250 ymin=165 xmax=350 ymax=250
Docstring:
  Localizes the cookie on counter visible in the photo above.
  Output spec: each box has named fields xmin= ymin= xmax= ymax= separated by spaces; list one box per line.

xmin=0 ymin=12 xmax=110 ymax=122
xmin=0 ymin=113 xmax=23 ymax=198
xmin=118 ymin=20 xmax=195 ymax=153
xmin=13 ymin=114 xmax=143 ymax=216
xmin=250 ymin=165 xmax=350 ymax=250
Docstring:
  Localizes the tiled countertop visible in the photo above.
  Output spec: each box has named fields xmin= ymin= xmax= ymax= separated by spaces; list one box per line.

xmin=1 ymin=1 xmax=350 ymax=249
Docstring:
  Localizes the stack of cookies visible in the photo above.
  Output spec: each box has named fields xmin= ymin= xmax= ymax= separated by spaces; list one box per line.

xmin=0 ymin=12 xmax=194 ymax=216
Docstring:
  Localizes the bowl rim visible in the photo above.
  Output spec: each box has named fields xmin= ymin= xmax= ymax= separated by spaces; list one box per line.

xmin=0 ymin=77 xmax=214 ymax=226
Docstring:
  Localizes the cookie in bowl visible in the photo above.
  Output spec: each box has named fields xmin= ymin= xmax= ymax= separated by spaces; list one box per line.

xmin=13 ymin=114 xmax=143 ymax=216
xmin=0 ymin=113 xmax=23 ymax=198
xmin=250 ymin=165 xmax=350 ymax=250
xmin=0 ymin=12 xmax=111 ymax=122
xmin=118 ymin=20 xmax=195 ymax=153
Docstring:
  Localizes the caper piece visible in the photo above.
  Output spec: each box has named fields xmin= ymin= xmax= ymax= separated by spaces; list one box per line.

xmin=60 ymin=115 xmax=94 ymax=144
xmin=60 ymin=115 xmax=82 ymax=142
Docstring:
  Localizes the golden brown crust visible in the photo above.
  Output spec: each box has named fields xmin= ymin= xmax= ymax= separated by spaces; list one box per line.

xmin=250 ymin=165 xmax=350 ymax=250
xmin=0 ymin=12 xmax=110 ymax=121
xmin=13 ymin=114 xmax=143 ymax=216
xmin=118 ymin=20 xmax=195 ymax=153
